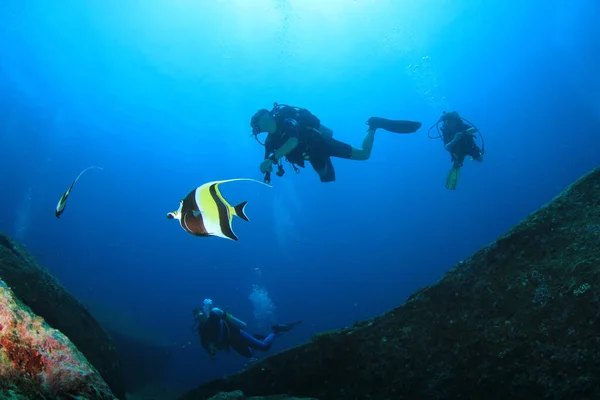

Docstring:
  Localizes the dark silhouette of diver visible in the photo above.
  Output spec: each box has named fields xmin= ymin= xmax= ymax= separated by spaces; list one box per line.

xmin=250 ymin=103 xmax=422 ymax=184
xmin=192 ymin=299 xmax=301 ymax=359
xmin=428 ymin=111 xmax=484 ymax=190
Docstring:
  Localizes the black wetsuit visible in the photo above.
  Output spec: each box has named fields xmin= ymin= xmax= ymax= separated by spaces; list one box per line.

xmin=198 ymin=310 xmax=276 ymax=358
xmin=264 ymin=118 xmax=353 ymax=183
xmin=441 ymin=121 xmax=482 ymax=168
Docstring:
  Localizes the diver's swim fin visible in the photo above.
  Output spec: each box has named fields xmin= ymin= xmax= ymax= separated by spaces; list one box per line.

xmin=366 ymin=117 xmax=421 ymax=134
xmin=271 ymin=320 xmax=302 ymax=334
xmin=445 ymin=166 xmax=461 ymax=190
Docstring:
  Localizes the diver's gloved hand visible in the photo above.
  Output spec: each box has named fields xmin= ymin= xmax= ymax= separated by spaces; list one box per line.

xmin=455 ymin=129 xmax=476 ymax=141
xmin=260 ymin=159 xmax=273 ymax=173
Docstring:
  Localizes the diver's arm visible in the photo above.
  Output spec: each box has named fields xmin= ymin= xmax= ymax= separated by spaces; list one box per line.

xmin=445 ymin=128 xmax=475 ymax=152
xmin=199 ymin=326 xmax=213 ymax=355
xmin=203 ymin=341 xmax=216 ymax=358
xmin=445 ymin=135 xmax=461 ymax=151
xmin=200 ymin=335 xmax=210 ymax=352
xmin=271 ymin=119 xmax=299 ymax=161
xmin=273 ymin=137 xmax=298 ymax=161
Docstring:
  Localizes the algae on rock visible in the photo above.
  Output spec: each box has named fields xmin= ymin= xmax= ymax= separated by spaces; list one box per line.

xmin=0 ymin=233 xmax=125 ymax=398
xmin=0 ymin=278 xmax=116 ymax=399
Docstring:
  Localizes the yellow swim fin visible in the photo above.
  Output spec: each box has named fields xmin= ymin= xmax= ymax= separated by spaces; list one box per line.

xmin=445 ymin=166 xmax=461 ymax=190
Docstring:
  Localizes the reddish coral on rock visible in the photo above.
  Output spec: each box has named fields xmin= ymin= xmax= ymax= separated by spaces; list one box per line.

xmin=0 ymin=279 xmax=116 ymax=399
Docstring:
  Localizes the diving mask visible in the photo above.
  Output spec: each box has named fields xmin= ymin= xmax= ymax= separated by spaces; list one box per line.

xmin=250 ymin=109 xmax=270 ymax=138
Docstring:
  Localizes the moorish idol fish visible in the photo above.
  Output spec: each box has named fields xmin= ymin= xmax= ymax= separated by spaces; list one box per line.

xmin=55 ymin=166 xmax=103 ymax=218
xmin=167 ymin=178 xmax=271 ymax=241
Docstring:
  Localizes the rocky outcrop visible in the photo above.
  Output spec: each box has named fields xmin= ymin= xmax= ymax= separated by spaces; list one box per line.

xmin=0 ymin=277 xmax=116 ymax=399
xmin=0 ymin=234 xmax=125 ymax=399
xmin=207 ymin=391 xmax=318 ymax=400
xmin=182 ymin=166 xmax=600 ymax=400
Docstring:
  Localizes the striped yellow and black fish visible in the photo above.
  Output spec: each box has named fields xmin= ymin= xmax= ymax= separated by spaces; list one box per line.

xmin=167 ymin=178 xmax=271 ymax=241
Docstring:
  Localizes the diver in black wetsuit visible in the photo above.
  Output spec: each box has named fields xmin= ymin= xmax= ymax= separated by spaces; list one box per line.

xmin=192 ymin=299 xmax=301 ymax=359
xmin=429 ymin=111 xmax=484 ymax=190
xmin=250 ymin=103 xmax=422 ymax=183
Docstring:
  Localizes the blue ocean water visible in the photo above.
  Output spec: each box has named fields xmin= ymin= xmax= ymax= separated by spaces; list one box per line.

xmin=0 ymin=0 xmax=598 ymax=393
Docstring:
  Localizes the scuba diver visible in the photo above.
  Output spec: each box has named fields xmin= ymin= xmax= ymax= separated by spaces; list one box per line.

xmin=250 ymin=103 xmax=422 ymax=183
xmin=192 ymin=299 xmax=301 ymax=359
xmin=428 ymin=111 xmax=484 ymax=190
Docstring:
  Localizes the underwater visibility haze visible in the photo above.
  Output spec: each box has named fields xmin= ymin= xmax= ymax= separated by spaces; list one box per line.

xmin=0 ymin=0 xmax=599 ymax=392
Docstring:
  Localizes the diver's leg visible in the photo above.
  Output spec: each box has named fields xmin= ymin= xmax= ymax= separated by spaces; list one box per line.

xmin=320 ymin=131 xmax=374 ymax=161
xmin=349 ymin=128 xmax=376 ymax=161
xmin=308 ymin=155 xmax=336 ymax=183
xmin=231 ymin=342 xmax=253 ymax=358
xmin=349 ymin=117 xmax=421 ymax=160
xmin=445 ymin=164 xmax=461 ymax=190
xmin=445 ymin=158 xmax=464 ymax=191
xmin=239 ymin=330 xmax=276 ymax=351
xmin=309 ymin=157 xmax=336 ymax=183
xmin=229 ymin=332 xmax=254 ymax=358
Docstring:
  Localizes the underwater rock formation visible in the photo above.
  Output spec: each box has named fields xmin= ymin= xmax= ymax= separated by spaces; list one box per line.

xmin=0 ymin=278 xmax=116 ymax=399
xmin=0 ymin=234 xmax=125 ymax=399
xmin=182 ymin=166 xmax=600 ymax=399
xmin=207 ymin=391 xmax=318 ymax=400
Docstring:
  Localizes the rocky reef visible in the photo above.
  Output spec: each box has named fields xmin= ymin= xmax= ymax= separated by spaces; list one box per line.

xmin=0 ymin=277 xmax=116 ymax=399
xmin=207 ymin=391 xmax=317 ymax=400
xmin=182 ymin=167 xmax=600 ymax=400
xmin=0 ymin=234 xmax=125 ymax=398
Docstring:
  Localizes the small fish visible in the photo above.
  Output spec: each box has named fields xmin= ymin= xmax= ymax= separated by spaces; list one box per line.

xmin=55 ymin=166 xmax=103 ymax=218
xmin=167 ymin=178 xmax=271 ymax=241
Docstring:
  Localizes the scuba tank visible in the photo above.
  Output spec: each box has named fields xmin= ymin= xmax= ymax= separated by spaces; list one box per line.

xmin=252 ymin=103 xmax=321 ymax=147
xmin=270 ymin=103 xmax=321 ymax=135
